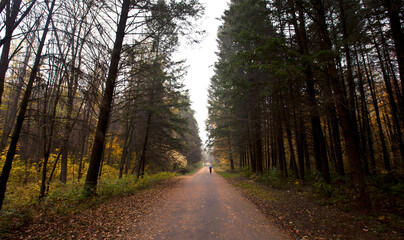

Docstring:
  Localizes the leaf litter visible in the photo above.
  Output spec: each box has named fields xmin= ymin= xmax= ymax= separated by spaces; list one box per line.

xmin=2 ymin=178 xmax=184 ymax=239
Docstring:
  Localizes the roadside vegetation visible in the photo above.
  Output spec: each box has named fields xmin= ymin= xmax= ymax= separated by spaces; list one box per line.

xmin=0 ymin=163 xmax=203 ymax=236
xmin=216 ymin=167 xmax=404 ymax=240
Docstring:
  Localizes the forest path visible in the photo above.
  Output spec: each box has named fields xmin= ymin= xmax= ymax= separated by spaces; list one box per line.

xmin=132 ymin=167 xmax=286 ymax=240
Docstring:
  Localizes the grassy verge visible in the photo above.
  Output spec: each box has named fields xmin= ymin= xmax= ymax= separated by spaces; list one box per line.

xmin=0 ymin=172 xmax=176 ymax=234
xmin=216 ymin=168 xmax=403 ymax=239
xmin=215 ymin=170 xmax=240 ymax=179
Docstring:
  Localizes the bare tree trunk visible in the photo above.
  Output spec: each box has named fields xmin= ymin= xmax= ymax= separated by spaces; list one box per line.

xmin=0 ymin=0 xmax=23 ymax=106
xmin=369 ymin=18 xmax=404 ymax=163
xmin=360 ymin=44 xmax=392 ymax=173
xmin=338 ymin=0 xmax=357 ymax=123
xmin=0 ymin=0 xmax=36 ymax=105
xmin=0 ymin=39 xmax=33 ymax=151
xmin=77 ymin=104 xmax=90 ymax=180
xmin=40 ymin=59 xmax=67 ymax=198
xmin=330 ymin=109 xmax=344 ymax=176
xmin=137 ymin=111 xmax=152 ymax=179
xmin=247 ymin=111 xmax=257 ymax=172
xmin=84 ymin=0 xmax=131 ymax=195
xmin=119 ymin=115 xmax=135 ymax=178
xmin=0 ymin=0 xmax=9 ymax=14
xmin=289 ymin=0 xmax=329 ymax=181
xmin=296 ymin=117 xmax=305 ymax=181
xmin=227 ymin=130 xmax=234 ymax=170
xmin=286 ymin=115 xmax=298 ymax=179
xmin=355 ymin=49 xmax=376 ymax=175
xmin=0 ymin=0 xmax=56 ymax=210
xmin=252 ymin=106 xmax=263 ymax=173
xmin=311 ymin=0 xmax=368 ymax=207
xmin=383 ymin=0 xmax=404 ymax=99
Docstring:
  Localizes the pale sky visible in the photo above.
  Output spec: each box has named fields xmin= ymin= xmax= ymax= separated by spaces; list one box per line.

xmin=175 ymin=0 xmax=230 ymax=145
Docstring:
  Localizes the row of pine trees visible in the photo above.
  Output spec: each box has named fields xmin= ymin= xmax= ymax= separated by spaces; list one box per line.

xmin=207 ymin=0 xmax=403 ymax=207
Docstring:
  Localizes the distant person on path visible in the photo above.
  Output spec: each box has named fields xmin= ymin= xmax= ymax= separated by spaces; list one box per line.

xmin=209 ymin=165 xmax=212 ymax=174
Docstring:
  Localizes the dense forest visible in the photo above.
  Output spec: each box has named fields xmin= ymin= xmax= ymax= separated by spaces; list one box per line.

xmin=0 ymin=0 xmax=203 ymax=211
xmin=207 ymin=0 xmax=403 ymax=208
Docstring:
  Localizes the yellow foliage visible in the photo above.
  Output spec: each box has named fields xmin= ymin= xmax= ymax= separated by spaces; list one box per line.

xmin=99 ymin=164 xmax=119 ymax=179
xmin=380 ymin=170 xmax=389 ymax=175
xmin=104 ymin=137 xmax=123 ymax=167
xmin=3 ymin=182 xmax=40 ymax=211
xmin=168 ymin=150 xmax=187 ymax=168
xmin=0 ymin=153 xmax=38 ymax=185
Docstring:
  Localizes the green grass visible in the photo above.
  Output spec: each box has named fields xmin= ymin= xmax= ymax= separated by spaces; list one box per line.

xmin=0 ymin=172 xmax=176 ymax=234
xmin=215 ymin=170 xmax=240 ymax=179
xmin=233 ymin=181 xmax=278 ymax=202
xmin=44 ymin=172 xmax=176 ymax=214
xmin=216 ymin=170 xmax=277 ymax=202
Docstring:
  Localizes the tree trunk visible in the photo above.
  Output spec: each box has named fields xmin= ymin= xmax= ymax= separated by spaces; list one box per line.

xmin=247 ymin=112 xmax=257 ymax=172
xmin=60 ymin=57 xmax=80 ymax=183
xmin=330 ymin=109 xmax=344 ymax=176
xmin=253 ymin=105 xmax=263 ymax=173
xmin=311 ymin=0 xmax=368 ymax=207
xmin=289 ymin=0 xmax=329 ymax=181
xmin=368 ymin=17 xmax=404 ymax=163
xmin=360 ymin=44 xmax=392 ymax=173
xmin=0 ymin=0 xmax=56 ymax=210
xmin=84 ymin=0 xmax=131 ymax=195
xmin=119 ymin=114 xmax=135 ymax=178
xmin=286 ymin=115 xmax=298 ymax=179
xmin=338 ymin=0 xmax=358 ymax=126
xmin=137 ymin=111 xmax=152 ymax=179
xmin=383 ymin=0 xmax=404 ymax=100
xmin=0 ymin=0 xmax=22 ymax=106
xmin=296 ymin=118 xmax=305 ymax=181
xmin=227 ymin=130 xmax=234 ymax=170
xmin=0 ymin=39 xmax=32 ymax=151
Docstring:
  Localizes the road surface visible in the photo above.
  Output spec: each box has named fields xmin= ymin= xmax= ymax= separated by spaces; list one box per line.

xmin=135 ymin=167 xmax=286 ymax=239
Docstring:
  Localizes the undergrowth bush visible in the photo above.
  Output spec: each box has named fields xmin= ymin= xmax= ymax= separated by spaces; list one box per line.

xmin=46 ymin=172 xmax=176 ymax=214
xmin=240 ymin=168 xmax=287 ymax=189
xmin=309 ymin=172 xmax=333 ymax=198
xmin=0 ymin=171 xmax=176 ymax=232
xmin=2 ymin=182 xmax=40 ymax=212
xmin=240 ymin=167 xmax=252 ymax=178
xmin=216 ymin=170 xmax=240 ymax=179
xmin=366 ymin=174 xmax=404 ymax=210
xmin=259 ymin=168 xmax=285 ymax=189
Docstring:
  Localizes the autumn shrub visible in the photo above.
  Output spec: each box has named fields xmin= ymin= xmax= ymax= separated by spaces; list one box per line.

xmin=0 ymin=153 xmax=40 ymax=215
xmin=1 ymin=170 xmax=176 ymax=222
xmin=2 ymin=182 xmax=40 ymax=212
xmin=0 ymin=182 xmax=39 ymax=234
xmin=44 ymin=180 xmax=89 ymax=214
xmin=99 ymin=171 xmax=175 ymax=198
xmin=98 ymin=175 xmax=139 ymax=198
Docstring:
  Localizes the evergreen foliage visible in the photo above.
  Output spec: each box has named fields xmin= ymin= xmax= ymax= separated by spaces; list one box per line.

xmin=207 ymin=0 xmax=404 ymax=208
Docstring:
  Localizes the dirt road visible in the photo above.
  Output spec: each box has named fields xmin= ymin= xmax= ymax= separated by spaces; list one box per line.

xmin=135 ymin=167 xmax=287 ymax=240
